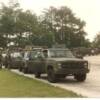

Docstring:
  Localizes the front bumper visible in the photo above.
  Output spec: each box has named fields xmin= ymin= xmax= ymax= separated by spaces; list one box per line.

xmin=55 ymin=68 xmax=90 ymax=75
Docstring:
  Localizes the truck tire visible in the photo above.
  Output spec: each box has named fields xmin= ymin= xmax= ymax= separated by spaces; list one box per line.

xmin=74 ymin=74 xmax=86 ymax=82
xmin=0 ymin=63 xmax=2 ymax=69
xmin=4 ymin=63 xmax=8 ymax=68
xmin=22 ymin=67 xmax=28 ymax=74
xmin=35 ymin=72 xmax=41 ymax=78
xmin=7 ymin=64 xmax=11 ymax=69
xmin=47 ymin=68 xmax=57 ymax=83
xmin=19 ymin=67 xmax=22 ymax=72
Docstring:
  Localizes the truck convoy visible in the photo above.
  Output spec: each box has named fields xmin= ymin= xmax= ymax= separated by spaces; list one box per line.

xmin=1 ymin=45 xmax=90 ymax=83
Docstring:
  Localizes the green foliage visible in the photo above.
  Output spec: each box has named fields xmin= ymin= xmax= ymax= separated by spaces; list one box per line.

xmin=0 ymin=2 xmax=21 ymax=48
xmin=0 ymin=35 xmax=6 ymax=48
xmin=0 ymin=1 xmax=90 ymax=49
xmin=13 ymin=10 xmax=38 ymax=47
xmin=41 ymin=6 xmax=87 ymax=48
xmin=30 ymin=32 xmax=54 ymax=47
xmin=93 ymin=32 xmax=100 ymax=48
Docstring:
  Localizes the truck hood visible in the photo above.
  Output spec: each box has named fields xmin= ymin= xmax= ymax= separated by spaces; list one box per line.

xmin=47 ymin=57 xmax=87 ymax=62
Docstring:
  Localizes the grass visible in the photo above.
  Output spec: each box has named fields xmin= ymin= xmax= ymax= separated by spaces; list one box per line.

xmin=0 ymin=69 xmax=81 ymax=97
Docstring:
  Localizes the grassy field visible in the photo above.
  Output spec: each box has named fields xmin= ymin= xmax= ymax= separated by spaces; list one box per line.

xmin=0 ymin=69 xmax=81 ymax=97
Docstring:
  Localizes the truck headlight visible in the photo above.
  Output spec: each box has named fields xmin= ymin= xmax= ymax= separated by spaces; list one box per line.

xmin=57 ymin=63 xmax=62 ymax=69
xmin=84 ymin=62 xmax=88 ymax=68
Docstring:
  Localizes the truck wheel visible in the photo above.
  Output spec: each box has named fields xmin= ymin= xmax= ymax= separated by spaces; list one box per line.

xmin=4 ymin=63 xmax=8 ymax=68
xmin=35 ymin=72 xmax=41 ymax=78
xmin=8 ymin=64 xmax=11 ymax=69
xmin=5 ymin=65 xmax=7 ymax=68
xmin=74 ymin=74 xmax=86 ymax=82
xmin=47 ymin=68 xmax=57 ymax=83
xmin=0 ymin=64 xmax=2 ymax=69
xmin=19 ymin=67 xmax=22 ymax=72
xmin=22 ymin=67 xmax=28 ymax=74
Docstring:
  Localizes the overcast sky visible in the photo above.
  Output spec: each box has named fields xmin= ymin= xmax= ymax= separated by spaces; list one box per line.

xmin=0 ymin=0 xmax=100 ymax=41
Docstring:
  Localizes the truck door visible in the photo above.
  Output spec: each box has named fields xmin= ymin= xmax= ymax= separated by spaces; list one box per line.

xmin=24 ymin=51 xmax=36 ymax=73
xmin=33 ymin=51 xmax=46 ymax=73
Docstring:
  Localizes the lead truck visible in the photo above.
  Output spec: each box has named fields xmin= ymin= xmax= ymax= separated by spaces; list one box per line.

xmin=22 ymin=47 xmax=90 ymax=83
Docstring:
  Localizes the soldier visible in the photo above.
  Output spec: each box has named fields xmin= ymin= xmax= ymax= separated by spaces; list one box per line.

xmin=4 ymin=51 xmax=11 ymax=68
xmin=0 ymin=54 xmax=2 ymax=68
xmin=7 ymin=52 xmax=12 ymax=69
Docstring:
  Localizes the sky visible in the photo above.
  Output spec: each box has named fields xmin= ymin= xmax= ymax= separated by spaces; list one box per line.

xmin=0 ymin=0 xmax=100 ymax=41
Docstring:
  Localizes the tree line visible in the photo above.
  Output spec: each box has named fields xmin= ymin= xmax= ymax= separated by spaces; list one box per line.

xmin=0 ymin=1 xmax=91 ymax=50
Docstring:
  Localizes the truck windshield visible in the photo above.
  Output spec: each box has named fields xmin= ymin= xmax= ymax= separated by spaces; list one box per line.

xmin=49 ymin=49 xmax=75 ymax=58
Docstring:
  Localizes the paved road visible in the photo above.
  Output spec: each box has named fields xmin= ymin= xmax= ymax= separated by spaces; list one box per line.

xmin=12 ymin=55 xmax=100 ymax=98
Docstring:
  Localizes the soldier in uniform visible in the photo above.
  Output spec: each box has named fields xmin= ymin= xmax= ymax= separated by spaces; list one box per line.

xmin=4 ymin=51 xmax=11 ymax=68
xmin=0 ymin=54 xmax=2 ymax=68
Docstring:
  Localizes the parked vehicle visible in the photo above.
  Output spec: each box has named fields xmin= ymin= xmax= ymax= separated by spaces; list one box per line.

xmin=22 ymin=47 xmax=90 ymax=83
xmin=5 ymin=51 xmax=24 ymax=69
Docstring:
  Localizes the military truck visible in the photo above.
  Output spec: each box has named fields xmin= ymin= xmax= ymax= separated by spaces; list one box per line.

xmin=4 ymin=51 xmax=24 ymax=69
xmin=22 ymin=47 xmax=90 ymax=83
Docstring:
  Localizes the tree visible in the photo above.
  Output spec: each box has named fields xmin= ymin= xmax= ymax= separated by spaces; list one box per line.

xmin=93 ymin=32 xmax=100 ymax=48
xmin=0 ymin=1 xmax=38 ymax=48
xmin=30 ymin=32 xmax=54 ymax=47
xmin=0 ymin=3 xmax=90 ymax=49
xmin=14 ymin=10 xmax=38 ymax=47
xmin=0 ymin=34 xmax=6 ymax=48
xmin=0 ymin=1 xmax=20 ymax=48
xmin=41 ymin=6 xmax=87 ymax=48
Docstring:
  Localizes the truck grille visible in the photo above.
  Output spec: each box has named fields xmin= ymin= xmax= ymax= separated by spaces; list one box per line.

xmin=61 ymin=62 xmax=84 ymax=69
